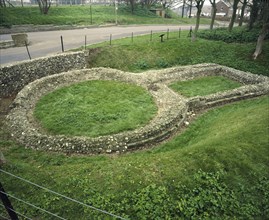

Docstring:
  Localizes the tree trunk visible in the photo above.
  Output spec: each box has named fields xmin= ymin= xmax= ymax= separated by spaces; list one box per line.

xmin=210 ymin=4 xmax=217 ymax=30
xmin=193 ymin=0 xmax=205 ymax=41
xmin=0 ymin=0 xmax=6 ymax=7
xmin=239 ymin=0 xmax=247 ymax=26
xmin=253 ymin=23 xmax=269 ymax=59
xmin=182 ymin=0 xmax=185 ymax=18
xmin=253 ymin=3 xmax=269 ymax=59
xmin=228 ymin=0 xmax=240 ymax=32
xmin=189 ymin=0 xmax=192 ymax=18
xmin=248 ymin=1 xmax=259 ymax=30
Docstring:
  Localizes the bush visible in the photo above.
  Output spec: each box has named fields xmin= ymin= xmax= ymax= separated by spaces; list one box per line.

xmin=197 ymin=27 xmax=269 ymax=43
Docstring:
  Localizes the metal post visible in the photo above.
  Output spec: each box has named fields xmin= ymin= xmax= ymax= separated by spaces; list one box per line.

xmin=131 ymin=32 xmax=133 ymax=43
xmin=60 ymin=36 xmax=64 ymax=52
xmin=25 ymin=41 xmax=31 ymax=60
xmin=0 ymin=182 xmax=19 ymax=220
xmin=150 ymin=30 xmax=152 ymax=41
xmin=110 ymin=34 xmax=112 ymax=45
xmin=85 ymin=35 xmax=87 ymax=50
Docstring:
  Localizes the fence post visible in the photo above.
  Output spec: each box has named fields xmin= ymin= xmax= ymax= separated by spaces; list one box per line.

xmin=0 ymin=182 xmax=19 ymax=220
xmin=110 ymin=34 xmax=112 ymax=45
xmin=60 ymin=36 xmax=64 ymax=52
xmin=150 ymin=30 xmax=153 ymax=41
xmin=85 ymin=35 xmax=87 ymax=50
xmin=25 ymin=41 xmax=31 ymax=60
xmin=131 ymin=32 xmax=133 ymax=43
xmin=179 ymin=27 xmax=181 ymax=38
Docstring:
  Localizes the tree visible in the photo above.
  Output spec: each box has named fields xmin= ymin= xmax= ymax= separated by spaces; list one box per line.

xmin=0 ymin=0 xmax=6 ymax=7
xmin=253 ymin=3 xmax=269 ymax=60
xmin=209 ymin=0 xmax=217 ymax=30
xmin=228 ymin=0 xmax=240 ymax=32
xmin=238 ymin=0 xmax=248 ymax=26
xmin=248 ymin=0 xmax=259 ymax=30
xmin=37 ymin=0 xmax=51 ymax=14
xmin=189 ymin=0 xmax=205 ymax=41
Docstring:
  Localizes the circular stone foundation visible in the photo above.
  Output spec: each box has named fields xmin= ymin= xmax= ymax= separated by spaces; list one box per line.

xmin=6 ymin=67 xmax=188 ymax=154
xmin=6 ymin=64 xmax=269 ymax=154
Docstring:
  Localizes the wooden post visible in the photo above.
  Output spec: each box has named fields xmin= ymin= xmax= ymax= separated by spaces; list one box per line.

xmin=25 ymin=41 xmax=31 ymax=60
xmin=0 ymin=182 xmax=19 ymax=220
xmin=60 ymin=36 xmax=64 ymax=52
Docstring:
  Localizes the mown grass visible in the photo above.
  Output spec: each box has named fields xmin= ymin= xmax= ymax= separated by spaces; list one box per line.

xmin=34 ymin=80 xmax=157 ymax=137
xmin=0 ymin=5 xmax=211 ymax=26
xmin=85 ymin=30 xmax=269 ymax=76
xmin=169 ymin=76 xmax=242 ymax=97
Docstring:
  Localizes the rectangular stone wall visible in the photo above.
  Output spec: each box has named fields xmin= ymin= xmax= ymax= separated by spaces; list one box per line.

xmin=0 ymin=52 xmax=86 ymax=97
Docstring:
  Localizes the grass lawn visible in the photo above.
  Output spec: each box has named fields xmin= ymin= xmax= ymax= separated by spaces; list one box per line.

xmin=34 ymin=80 xmax=157 ymax=137
xmin=169 ymin=76 xmax=242 ymax=97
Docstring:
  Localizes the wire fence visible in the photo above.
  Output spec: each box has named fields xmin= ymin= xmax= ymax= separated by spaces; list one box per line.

xmin=0 ymin=168 xmax=127 ymax=220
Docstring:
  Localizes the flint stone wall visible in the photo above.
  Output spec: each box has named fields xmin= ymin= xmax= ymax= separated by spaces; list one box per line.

xmin=0 ymin=51 xmax=86 ymax=97
xmin=4 ymin=63 xmax=269 ymax=154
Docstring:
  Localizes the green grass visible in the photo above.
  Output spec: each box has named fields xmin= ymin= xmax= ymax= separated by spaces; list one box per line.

xmin=1 ymin=27 xmax=269 ymax=219
xmin=0 ymin=5 xmax=211 ymax=26
xmin=84 ymin=30 xmax=269 ymax=76
xmin=169 ymin=76 xmax=242 ymax=97
xmin=1 ymin=96 xmax=268 ymax=219
xmin=34 ymin=80 xmax=157 ymax=137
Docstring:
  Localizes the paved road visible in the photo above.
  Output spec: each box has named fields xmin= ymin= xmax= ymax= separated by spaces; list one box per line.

xmin=0 ymin=25 xmax=208 ymax=65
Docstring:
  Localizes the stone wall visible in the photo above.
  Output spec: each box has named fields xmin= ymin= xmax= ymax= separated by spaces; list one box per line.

xmin=5 ymin=63 xmax=269 ymax=154
xmin=0 ymin=51 xmax=86 ymax=97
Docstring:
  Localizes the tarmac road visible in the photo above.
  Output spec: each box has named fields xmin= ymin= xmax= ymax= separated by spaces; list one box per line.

xmin=0 ymin=24 xmax=208 ymax=65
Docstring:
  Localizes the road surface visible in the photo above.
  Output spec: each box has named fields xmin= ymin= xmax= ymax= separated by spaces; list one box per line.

xmin=0 ymin=25 xmax=207 ymax=65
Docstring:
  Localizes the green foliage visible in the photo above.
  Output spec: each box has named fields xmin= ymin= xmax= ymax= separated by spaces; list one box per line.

xmin=197 ymin=26 xmax=269 ymax=43
xmin=34 ymin=80 xmax=157 ymax=137
xmin=169 ymin=76 xmax=242 ymax=97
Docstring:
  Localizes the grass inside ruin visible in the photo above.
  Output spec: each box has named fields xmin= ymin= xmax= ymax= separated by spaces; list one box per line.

xmin=34 ymin=80 xmax=157 ymax=137
xmin=169 ymin=76 xmax=242 ymax=97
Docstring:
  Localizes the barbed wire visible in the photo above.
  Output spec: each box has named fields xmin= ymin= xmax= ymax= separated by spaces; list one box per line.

xmin=0 ymin=168 xmax=127 ymax=220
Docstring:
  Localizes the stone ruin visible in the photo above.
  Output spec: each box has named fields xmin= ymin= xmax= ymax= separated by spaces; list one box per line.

xmin=1 ymin=52 xmax=268 ymax=154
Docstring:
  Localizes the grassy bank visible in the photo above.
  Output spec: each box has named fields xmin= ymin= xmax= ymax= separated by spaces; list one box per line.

xmin=1 ymin=96 xmax=268 ymax=219
xmin=84 ymin=30 xmax=269 ymax=76
xmin=0 ymin=5 xmax=211 ymax=27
